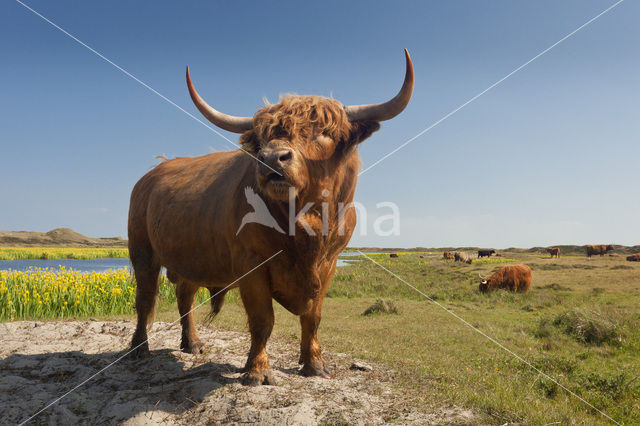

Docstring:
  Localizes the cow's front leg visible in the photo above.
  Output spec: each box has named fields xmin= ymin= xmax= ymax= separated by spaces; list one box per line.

xmin=240 ymin=282 xmax=276 ymax=386
xmin=299 ymin=303 xmax=331 ymax=378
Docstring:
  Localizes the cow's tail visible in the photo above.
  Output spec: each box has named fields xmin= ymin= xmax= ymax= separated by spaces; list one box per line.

xmin=205 ymin=288 xmax=227 ymax=323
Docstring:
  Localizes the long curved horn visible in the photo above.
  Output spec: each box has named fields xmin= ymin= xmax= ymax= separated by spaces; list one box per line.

xmin=186 ymin=66 xmax=254 ymax=133
xmin=344 ymin=49 xmax=414 ymax=122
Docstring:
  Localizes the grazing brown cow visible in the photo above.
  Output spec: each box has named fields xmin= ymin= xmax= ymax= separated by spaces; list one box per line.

xmin=627 ymin=254 xmax=640 ymax=262
xmin=586 ymin=244 xmax=614 ymax=258
xmin=127 ymin=51 xmax=414 ymax=386
xmin=443 ymin=251 xmax=454 ymax=260
xmin=479 ymin=264 xmax=532 ymax=293
xmin=547 ymin=247 xmax=560 ymax=258
xmin=454 ymin=251 xmax=472 ymax=264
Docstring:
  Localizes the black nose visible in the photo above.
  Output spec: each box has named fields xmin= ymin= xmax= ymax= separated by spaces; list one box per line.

xmin=260 ymin=148 xmax=293 ymax=168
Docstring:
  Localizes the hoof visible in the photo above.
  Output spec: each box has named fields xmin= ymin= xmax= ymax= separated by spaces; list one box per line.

xmin=241 ymin=370 xmax=276 ymax=386
xmin=300 ymin=362 xmax=332 ymax=378
xmin=180 ymin=339 xmax=205 ymax=355
xmin=126 ymin=341 xmax=150 ymax=360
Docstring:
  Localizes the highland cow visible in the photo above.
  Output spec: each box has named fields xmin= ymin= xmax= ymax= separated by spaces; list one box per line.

xmin=479 ymin=264 xmax=532 ymax=293
xmin=586 ymin=244 xmax=614 ymax=258
xmin=454 ymin=251 xmax=472 ymax=264
xmin=547 ymin=247 xmax=560 ymax=258
xmin=478 ymin=249 xmax=496 ymax=258
xmin=127 ymin=50 xmax=414 ymax=386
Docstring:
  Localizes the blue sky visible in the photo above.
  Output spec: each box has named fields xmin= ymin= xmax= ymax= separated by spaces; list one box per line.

xmin=1 ymin=1 xmax=638 ymax=248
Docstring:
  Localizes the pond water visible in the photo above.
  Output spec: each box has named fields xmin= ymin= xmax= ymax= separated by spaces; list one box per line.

xmin=0 ymin=258 xmax=131 ymax=273
xmin=0 ymin=254 xmax=363 ymax=272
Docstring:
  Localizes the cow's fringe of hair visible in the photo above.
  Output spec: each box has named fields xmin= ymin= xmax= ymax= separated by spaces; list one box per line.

xmin=146 ymin=298 xmax=157 ymax=330
xmin=240 ymin=95 xmax=351 ymax=153
xmin=145 ymin=277 xmax=161 ymax=330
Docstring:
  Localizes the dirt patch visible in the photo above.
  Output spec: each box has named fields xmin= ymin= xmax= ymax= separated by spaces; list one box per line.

xmin=0 ymin=228 xmax=126 ymax=247
xmin=0 ymin=321 xmax=474 ymax=425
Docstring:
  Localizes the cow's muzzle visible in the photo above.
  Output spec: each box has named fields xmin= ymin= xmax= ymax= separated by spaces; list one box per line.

xmin=258 ymin=148 xmax=293 ymax=171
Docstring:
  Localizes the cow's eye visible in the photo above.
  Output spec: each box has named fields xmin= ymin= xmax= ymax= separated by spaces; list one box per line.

xmin=271 ymin=125 xmax=288 ymax=139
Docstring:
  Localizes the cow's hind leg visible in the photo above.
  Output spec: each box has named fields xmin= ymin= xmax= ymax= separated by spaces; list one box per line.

xmin=175 ymin=279 xmax=205 ymax=354
xmin=240 ymin=280 xmax=275 ymax=386
xmin=129 ymin=246 xmax=160 ymax=358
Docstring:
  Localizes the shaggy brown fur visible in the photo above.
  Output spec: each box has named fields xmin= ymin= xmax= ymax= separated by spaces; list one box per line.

xmin=586 ymin=244 xmax=614 ymax=258
xmin=627 ymin=253 xmax=640 ymax=262
xmin=454 ymin=251 xmax=472 ymax=264
xmin=479 ymin=264 xmax=532 ymax=293
xmin=443 ymin=251 xmax=454 ymax=260
xmin=241 ymin=96 xmax=352 ymax=153
xmin=127 ymin=94 xmax=384 ymax=386
xmin=547 ymin=247 xmax=560 ymax=258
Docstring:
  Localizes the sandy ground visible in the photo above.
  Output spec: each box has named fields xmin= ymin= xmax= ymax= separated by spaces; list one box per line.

xmin=0 ymin=320 xmax=475 ymax=425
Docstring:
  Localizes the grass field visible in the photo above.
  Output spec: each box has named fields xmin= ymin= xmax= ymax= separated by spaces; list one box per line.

xmin=1 ymin=250 xmax=639 ymax=424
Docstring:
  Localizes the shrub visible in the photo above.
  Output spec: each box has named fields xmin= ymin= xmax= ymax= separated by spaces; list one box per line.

xmin=576 ymin=372 xmax=629 ymax=400
xmin=553 ymin=309 xmax=621 ymax=346
xmin=362 ymin=299 xmax=398 ymax=316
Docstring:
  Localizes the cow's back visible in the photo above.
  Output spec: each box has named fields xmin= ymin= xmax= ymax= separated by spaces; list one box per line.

xmin=501 ymin=264 xmax=532 ymax=292
xmin=129 ymin=151 xmax=255 ymax=285
xmin=511 ymin=264 xmax=532 ymax=292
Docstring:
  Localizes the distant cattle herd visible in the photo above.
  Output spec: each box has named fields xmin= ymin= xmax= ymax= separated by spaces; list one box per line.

xmin=439 ymin=244 xmax=639 ymax=294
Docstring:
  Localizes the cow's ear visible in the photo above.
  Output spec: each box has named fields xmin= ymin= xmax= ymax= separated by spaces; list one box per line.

xmin=346 ymin=120 xmax=381 ymax=146
xmin=239 ymin=130 xmax=260 ymax=154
